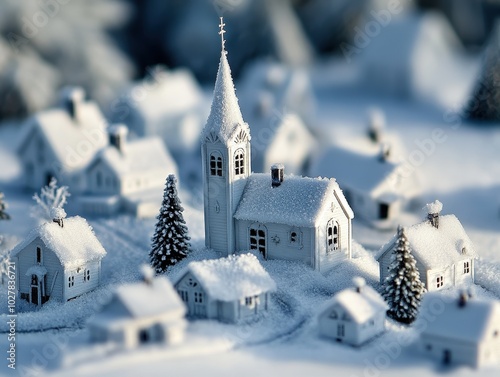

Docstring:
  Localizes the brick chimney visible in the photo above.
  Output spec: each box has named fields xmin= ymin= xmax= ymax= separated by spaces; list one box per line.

xmin=271 ymin=163 xmax=284 ymax=188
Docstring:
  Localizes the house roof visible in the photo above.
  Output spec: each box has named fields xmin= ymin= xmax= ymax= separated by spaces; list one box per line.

xmin=377 ymin=214 xmax=476 ymax=268
xmin=420 ymin=293 xmax=500 ymax=343
xmin=11 ymin=216 xmax=106 ymax=269
xmin=90 ymin=136 xmax=177 ymax=179
xmin=234 ymin=173 xmax=353 ymax=227
xmin=114 ymin=276 xmax=186 ymax=319
xmin=310 ymin=145 xmax=400 ymax=196
xmin=181 ymin=253 xmax=276 ymax=302
xmin=201 ymin=51 xmax=250 ymax=144
xmin=18 ymin=100 xmax=107 ymax=173
xmin=322 ymin=284 xmax=388 ymax=324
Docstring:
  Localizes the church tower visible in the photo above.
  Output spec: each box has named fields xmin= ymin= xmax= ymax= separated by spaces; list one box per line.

xmin=201 ymin=18 xmax=251 ymax=256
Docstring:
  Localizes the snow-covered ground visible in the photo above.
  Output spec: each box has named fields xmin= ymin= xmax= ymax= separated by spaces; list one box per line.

xmin=1 ymin=75 xmax=500 ymax=376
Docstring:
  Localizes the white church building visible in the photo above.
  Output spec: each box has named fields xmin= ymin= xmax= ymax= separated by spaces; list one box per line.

xmin=201 ymin=20 xmax=354 ymax=273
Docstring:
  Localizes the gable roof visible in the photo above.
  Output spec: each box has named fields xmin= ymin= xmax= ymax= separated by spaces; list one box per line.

xmin=310 ymin=145 xmax=400 ymax=196
xmin=234 ymin=173 xmax=353 ymax=227
xmin=377 ymin=214 xmax=476 ymax=268
xmin=201 ymin=51 xmax=250 ymax=144
xmin=89 ymin=136 xmax=177 ymax=179
xmin=322 ymin=285 xmax=388 ymax=324
xmin=420 ymin=293 xmax=500 ymax=343
xmin=180 ymin=253 xmax=276 ymax=302
xmin=18 ymin=101 xmax=107 ymax=173
xmin=114 ymin=276 xmax=186 ymax=318
xmin=11 ymin=216 xmax=106 ymax=269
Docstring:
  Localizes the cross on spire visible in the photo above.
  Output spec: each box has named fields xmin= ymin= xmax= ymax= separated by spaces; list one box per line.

xmin=219 ymin=17 xmax=227 ymax=53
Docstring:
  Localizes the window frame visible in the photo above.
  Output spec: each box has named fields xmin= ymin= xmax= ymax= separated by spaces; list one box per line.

xmin=436 ymin=276 xmax=444 ymax=288
xmin=249 ymin=224 xmax=267 ymax=257
xmin=234 ymin=149 xmax=245 ymax=176
xmin=464 ymin=261 xmax=470 ymax=274
xmin=210 ymin=152 xmax=223 ymax=177
xmin=327 ymin=219 xmax=340 ymax=252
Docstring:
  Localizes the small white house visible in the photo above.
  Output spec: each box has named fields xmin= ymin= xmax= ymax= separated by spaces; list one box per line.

xmin=310 ymin=145 xmax=417 ymax=228
xmin=418 ymin=292 xmax=500 ymax=368
xmin=80 ymin=125 xmax=178 ymax=217
xmin=318 ymin=277 xmax=387 ymax=346
xmin=116 ymin=66 xmax=206 ymax=159
xmin=11 ymin=216 xmax=106 ymax=306
xmin=174 ymin=253 xmax=276 ymax=323
xmin=17 ymin=87 xmax=108 ymax=192
xmin=88 ymin=267 xmax=187 ymax=349
xmin=377 ymin=202 xmax=476 ymax=291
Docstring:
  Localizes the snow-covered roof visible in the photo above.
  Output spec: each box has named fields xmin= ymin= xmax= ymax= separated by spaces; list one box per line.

xmin=323 ymin=284 xmax=388 ymax=324
xmin=310 ymin=145 xmax=400 ymax=196
xmin=114 ymin=276 xmax=186 ymax=318
xmin=377 ymin=214 xmax=476 ymax=268
xmin=201 ymin=51 xmax=250 ymax=144
xmin=234 ymin=173 xmax=353 ymax=227
xmin=11 ymin=216 xmax=106 ymax=269
xmin=181 ymin=253 xmax=276 ymax=302
xmin=420 ymin=293 xmax=500 ymax=343
xmin=18 ymin=97 xmax=107 ymax=173
xmin=90 ymin=136 xmax=177 ymax=178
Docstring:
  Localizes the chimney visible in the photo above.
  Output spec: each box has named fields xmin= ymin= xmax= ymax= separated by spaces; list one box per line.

xmin=50 ymin=207 xmax=66 ymax=228
xmin=367 ymin=108 xmax=385 ymax=143
xmin=140 ymin=265 xmax=155 ymax=286
xmin=352 ymin=276 xmax=366 ymax=293
xmin=458 ymin=290 xmax=470 ymax=308
xmin=108 ymin=124 xmax=128 ymax=154
xmin=378 ymin=143 xmax=391 ymax=162
xmin=425 ymin=200 xmax=443 ymax=229
xmin=271 ymin=163 xmax=284 ymax=188
xmin=60 ymin=87 xmax=85 ymax=122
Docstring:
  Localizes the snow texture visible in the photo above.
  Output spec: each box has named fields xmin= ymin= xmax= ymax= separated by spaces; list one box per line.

xmin=0 ymin=192 xmax=10 ymax=220
xmin=183 ymin=253 xmax=276 ymax=302
xmin=10 ymin=216 xmax=106 ymax=270
xmin=201 ymin=51 xmax=250 ymax=144
xmin=424 ymin=200 xmax=443 ymax=214
xmin=418 ymin=292 xmax=500 ymax=343
xmin=234 ymin=173 xmax=353 ymax=227
xmin=31 ymin=178 xmax=71 ymax=222
xmin=25 ymin=265 xmax=48 ymax=278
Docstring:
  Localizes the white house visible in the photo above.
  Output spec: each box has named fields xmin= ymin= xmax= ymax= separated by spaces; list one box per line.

xmin=174 ymin=253 xmax=276 ymax=323
xmin=88 ymin=267 xmax=187 ymax=349
xmin=116 ymin=66 xmax=206 ymax=159
xmin=310 ymin=145 xmax=418 ymax=228
xmin=201 ymin=34 xmax=354 ymax=273
xmin=318 ymin=277 xmax=387 ymax=346
xmin=17 ymin=87 xmax=108 ymax=192
xmin=418 ymin=292 xmax=500 ymax=368
xmin=11 ymin=216 xmax=106 ymax=307
xmin=377 ymin=202 xmax=476 ymax=291
xmin=80 ymin=125 xmax=178 ymax=217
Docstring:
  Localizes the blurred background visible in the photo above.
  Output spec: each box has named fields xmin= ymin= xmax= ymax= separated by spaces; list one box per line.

xmin=0 ymin=0 xmax=498 ymax=122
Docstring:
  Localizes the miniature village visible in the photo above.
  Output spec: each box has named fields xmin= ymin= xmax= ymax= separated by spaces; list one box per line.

xmin=1 ymin=2 xmax=500 ymax=376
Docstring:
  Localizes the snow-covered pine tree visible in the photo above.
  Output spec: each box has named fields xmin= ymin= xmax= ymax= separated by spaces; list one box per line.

xmin=150 ymin=174 xmax=190 ymax=273
xmin=0 ymin=192 xmax=10 ymax=220
xmin=382 ymin=226 xmax=426 ymax=324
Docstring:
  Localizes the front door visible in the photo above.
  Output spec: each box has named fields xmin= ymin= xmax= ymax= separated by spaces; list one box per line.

xmin=30 ymin=274 xmax=40 ymax=306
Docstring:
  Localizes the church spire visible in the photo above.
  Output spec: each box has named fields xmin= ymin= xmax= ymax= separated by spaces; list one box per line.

xmin=202 ymin=17 xmax=247 ymax=144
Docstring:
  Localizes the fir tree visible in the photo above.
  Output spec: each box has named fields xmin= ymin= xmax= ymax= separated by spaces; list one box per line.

xmin=382 ymin=226 xmax=426 ymax=324
xmin=150 ymin=175 xmax=190 ymax=273
xmin=0 ymin=192 xmax=10 ymax=220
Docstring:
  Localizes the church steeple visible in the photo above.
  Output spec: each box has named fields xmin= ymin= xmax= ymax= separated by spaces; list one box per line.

xmin=202 ymin=18 xmax=249 ymax=145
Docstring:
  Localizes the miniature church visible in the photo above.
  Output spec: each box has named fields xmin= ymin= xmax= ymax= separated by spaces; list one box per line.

xmin=201 ymin=19 xmax=353 ymax=273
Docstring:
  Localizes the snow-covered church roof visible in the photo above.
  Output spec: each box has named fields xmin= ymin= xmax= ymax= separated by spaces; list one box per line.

xmin=377 ymin=214 xmax=476 ymax=268
xmin=201 ymin=50 xmax=250 ymax=144
xmin=181 ymin=253 xmax=276 ymax=302
xmin=234 ymin=173 xmax=353 ymax=227
xmin=419 ymin=293 xmax=500 ymax=343
xmin=11 ymin=216 xmax=106 ymax=269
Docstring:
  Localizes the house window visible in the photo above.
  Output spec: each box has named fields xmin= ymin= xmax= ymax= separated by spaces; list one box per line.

xmin=36 ymin=247 xmax=42 ymax=264
xmin=436 ymin=276 xmax=444 ymax=288
xmin=249 ymin=224 xmax=267 ymax=257
xmin=68 ymin=276 xmax=74 ymax=288
xmin=194 ymin=292 xmax=204 ymax=304
xmin=31 ymin=275 xmax=38 ymax=286
xmin=84 ymin=269 xmax=90 ymax=282
xmin=289 ymin=229 xmax=302 ymax=247
xmin=210 ymin=153 xmax=223 ymax=176
xmin=178 ymin=290 xmax=188 ymax=303
xmin=464 ymin=261 xmax=470 ymax=274
xmin=234 ymin=149 xmax=245 ymax=176
xmin=329 ymin=310 xmax=338 ymax=319
xmin=327 ymin=220 xmax=340 ymax=252
xmin=245 ymin=297 xmax=253 ymax=306
xmin=337 ymin=324 xmax=345 ymax=337
xmin=188 ymin=278 xmax=198 ymax=287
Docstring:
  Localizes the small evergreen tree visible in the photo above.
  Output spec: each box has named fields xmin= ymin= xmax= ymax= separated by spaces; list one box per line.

xmin=150 ymin=175 xmax=190 ymax=273
xmin=0 ymin=192 xmax=10 ymax=220
xmin=31 ymin=178 xmax=70 ymax=222
xmin=382 ymin=226 xmax=426 ymax=324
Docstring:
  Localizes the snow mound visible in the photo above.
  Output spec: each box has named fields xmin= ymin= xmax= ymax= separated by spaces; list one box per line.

xmin=424 ymin=199 xmax=443 ymax=214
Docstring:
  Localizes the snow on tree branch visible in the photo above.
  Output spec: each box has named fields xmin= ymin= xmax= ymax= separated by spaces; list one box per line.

xmin=31 ymin=178 xmax=71 ymax=222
